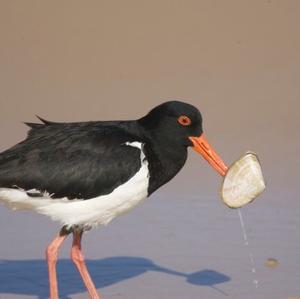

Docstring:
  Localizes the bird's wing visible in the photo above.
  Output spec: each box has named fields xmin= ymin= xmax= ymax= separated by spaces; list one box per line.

xmin=0 ymin=121 xmax=145 ymax=199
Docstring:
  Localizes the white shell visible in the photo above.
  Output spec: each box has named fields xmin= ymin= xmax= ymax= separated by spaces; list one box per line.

xmin=221 ymin=152 xmax=265 ymax=208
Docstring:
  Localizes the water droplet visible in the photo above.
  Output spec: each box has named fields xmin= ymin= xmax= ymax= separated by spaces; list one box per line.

xmin=238 ymin=209 xmax=259 ymax=290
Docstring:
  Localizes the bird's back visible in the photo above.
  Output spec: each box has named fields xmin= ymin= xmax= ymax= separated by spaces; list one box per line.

xmin=0 ymin=119 xmax=144 ymax=199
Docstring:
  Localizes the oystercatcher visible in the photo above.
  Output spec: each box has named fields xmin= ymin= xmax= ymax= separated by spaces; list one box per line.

xmin=0 ymin=101 xmax=228 ymax=299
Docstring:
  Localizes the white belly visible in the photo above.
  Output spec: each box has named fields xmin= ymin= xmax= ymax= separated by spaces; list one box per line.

xmin=0 ymin=142 xmax=149 ymax=228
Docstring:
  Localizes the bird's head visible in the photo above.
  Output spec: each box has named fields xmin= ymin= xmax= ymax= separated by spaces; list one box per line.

xmin=139 ymin=100 xmax=228 ymax=176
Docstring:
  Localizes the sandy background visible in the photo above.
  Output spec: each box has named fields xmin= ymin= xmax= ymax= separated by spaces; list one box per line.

xmin=0 ymin=1 xmax=299 ymax=298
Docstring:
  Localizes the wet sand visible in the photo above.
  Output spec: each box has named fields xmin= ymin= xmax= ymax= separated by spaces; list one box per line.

xmin=0 ymin=189 xmax=299 ymax=299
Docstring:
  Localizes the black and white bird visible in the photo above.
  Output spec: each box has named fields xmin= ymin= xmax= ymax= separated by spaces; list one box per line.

xmin=0 ymin=101 xmax=228 ymax=299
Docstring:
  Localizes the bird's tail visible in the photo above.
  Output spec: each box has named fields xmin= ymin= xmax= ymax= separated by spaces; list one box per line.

xmin=0 ymin=188 xmax=94 ymax=228
xmin=0 ymin=188 xmax=55 ymax=211
xmin=0 ymin=187 xmax=118 ymax=228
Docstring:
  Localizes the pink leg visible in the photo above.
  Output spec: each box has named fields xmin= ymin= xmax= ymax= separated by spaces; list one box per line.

xmin=71 ymin=230 xmax=101 ymax=299
xmin=46 ymin=231 xmax=68 ymax=299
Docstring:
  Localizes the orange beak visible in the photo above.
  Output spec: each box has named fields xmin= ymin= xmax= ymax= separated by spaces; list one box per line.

xmin=189 ymin=134 xmax=228 ymax=177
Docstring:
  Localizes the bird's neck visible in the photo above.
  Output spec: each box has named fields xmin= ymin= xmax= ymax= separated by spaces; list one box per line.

xmin=127 ymin=120 xmax=188 ymax=195
xmin=143 ymin=135 xmax=188 ymax=195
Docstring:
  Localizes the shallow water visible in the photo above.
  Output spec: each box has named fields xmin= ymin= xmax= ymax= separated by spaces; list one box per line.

xmin=0 ymin=191 xmax=299 ymax=299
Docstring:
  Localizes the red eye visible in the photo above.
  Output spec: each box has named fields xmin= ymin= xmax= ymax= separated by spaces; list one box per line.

xmin=178 ymin=115 xmax=192 ymax=126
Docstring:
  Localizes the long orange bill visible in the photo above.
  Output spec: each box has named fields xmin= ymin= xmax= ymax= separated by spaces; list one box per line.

xmin=189 ymin=134 xmax=228 ymax=177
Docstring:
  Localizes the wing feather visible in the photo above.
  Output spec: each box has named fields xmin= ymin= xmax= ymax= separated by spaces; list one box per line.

xmin=0 ymin=122 xmax=143 ymax=199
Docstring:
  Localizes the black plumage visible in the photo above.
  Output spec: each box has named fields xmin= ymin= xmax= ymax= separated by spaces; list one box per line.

xmin=0 ymin=121 xmax=144 ymax=199
xmin=0 ymin=101 xmax=203 ymax=199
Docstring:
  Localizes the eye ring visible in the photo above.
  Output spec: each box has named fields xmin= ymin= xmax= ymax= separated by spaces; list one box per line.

xmin=178 ymin=115 xmax=192 ymax=126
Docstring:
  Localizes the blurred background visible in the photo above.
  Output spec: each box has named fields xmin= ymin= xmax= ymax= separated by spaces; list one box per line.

xmin=0 ymin=1 xmax=299 ymax=299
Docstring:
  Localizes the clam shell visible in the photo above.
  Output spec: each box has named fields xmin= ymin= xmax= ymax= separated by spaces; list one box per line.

xmin=221 ymin=152 xmax=265 ymax=208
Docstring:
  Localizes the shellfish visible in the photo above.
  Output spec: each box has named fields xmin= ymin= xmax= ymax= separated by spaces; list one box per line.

xmin=221 ymin=152 xmax=265 ymax=208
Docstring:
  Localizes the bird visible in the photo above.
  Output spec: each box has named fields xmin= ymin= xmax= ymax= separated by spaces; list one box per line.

xmin=0 ymin=100 xmax=228 ymax=299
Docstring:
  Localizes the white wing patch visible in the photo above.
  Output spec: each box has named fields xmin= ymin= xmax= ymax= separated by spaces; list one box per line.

xmin=0 ymin=142 xmax=149 ymax=228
